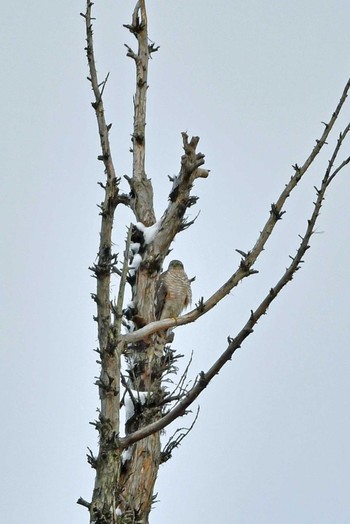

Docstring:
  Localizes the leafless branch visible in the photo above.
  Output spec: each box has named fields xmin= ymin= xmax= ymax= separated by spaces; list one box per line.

xmin=114 ymin=226 xmax=132 ymax=340
xmin=125 ymin=0 xmax=156 ymax=225
xmin=120 ymin=373 xmax=138 ymax=405
xmin=84 ymin=2 xmax=126 ymax=517
xmin=326 ymin=123 xmax=350 ymax=185
xmin=160 ymin=406 xmax=200 ymax=463
xmin=119 ymin=141 xmax=350 ymax=448
xmin=149 ymin=133 xmax=209 ymax=259
xmin=163 ymin=351 xmax=194 ymax=406
xmin=84 ymin=1 xmax=117 ymax=184
xmin=76 ymin=497 xmax=91 ymax=510
xmin=121 ymin=79 xmax=350 ymax=345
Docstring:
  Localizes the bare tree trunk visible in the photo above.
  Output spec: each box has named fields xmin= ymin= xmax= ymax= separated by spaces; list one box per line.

xmin=118 ymin=4 xmax=162 ymax=521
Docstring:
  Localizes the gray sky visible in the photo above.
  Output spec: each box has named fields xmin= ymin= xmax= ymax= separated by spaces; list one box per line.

xmin=1 ymin=1 xmax=350 ymax=523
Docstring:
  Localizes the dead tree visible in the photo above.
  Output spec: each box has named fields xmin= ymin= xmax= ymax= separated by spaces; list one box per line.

xmin=78 ymin=1 xmax=350 ymax=523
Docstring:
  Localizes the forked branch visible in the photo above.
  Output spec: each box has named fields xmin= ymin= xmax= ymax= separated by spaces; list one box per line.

xmin=150 ymin=133 xmax=210 ymax=260
xmin=120 ymin=118 xmax=350 ymax=448
xmin=122 ymin=79 xmax=350 ymax=345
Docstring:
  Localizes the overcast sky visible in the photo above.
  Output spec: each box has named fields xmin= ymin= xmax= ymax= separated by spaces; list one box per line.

xmin=1 ymin=1 xmax=350 ymax=523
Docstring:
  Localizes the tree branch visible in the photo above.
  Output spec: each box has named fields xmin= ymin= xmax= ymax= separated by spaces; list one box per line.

xmin=160 ymin=406 xmax=200 ymax=463
xmin=76 ymin=497 xmax=91 ymax=510
xmin=119 ymin=141 xmax=349 ymax=448
xmin=326 ymin=123 xmax=350 ymax=186
xmin=113 ymin=226 xmax=132 ymax=341
xmin=84 ymin=2 xmax=125 ymax=518
xmin=85 ymin=1 xmax=117 ymax=185
xmin=135 ymin=132 xmax=209 ymax=267
xmin=125 ymin=0 xmax=156 ymax=225
xmin=121 ymin=79 xmax=350 ymax=344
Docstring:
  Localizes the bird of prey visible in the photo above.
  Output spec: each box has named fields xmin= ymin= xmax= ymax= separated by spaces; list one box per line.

xmin=153 ymin=260 xmax=192 ymax=356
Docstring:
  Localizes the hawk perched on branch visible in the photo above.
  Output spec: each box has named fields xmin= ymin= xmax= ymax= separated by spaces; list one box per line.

xmin=153 ymin=260 xmax=192 ymax=355
xmin=155 ymin=260 xmax=192 ymax=320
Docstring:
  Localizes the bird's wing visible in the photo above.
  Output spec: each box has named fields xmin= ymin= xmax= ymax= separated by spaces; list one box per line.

xmin=155 ymin=272 xmax=168 ymax=320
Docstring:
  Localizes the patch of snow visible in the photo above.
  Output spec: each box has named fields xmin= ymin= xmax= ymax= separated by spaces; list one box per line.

xmin=123 ymin=319 xmax=135 ymax=333
xmin=124 ymin=389 xmax=149 ymax=424
xmin=138 ymin=391 xmax=148 ymax=405
xmin=135 ymin=221 xmax=160 ymax=244
xmin=130 ymin=253 xmax=142 ymax=270
xmin=130 ymin=242 xmax=140 ymax=254
xmin=129 ymin=253 xmax=142 ymax=276
xmin=124 ymin=394 xmax=135 ymax=423
xmin=171 ymin=175 xmax=180 ymax=192
xmin=121 ymin=447 xmax=133 ymax=464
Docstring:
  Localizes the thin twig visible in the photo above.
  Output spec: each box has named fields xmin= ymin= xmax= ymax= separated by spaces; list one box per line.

xmin=114 ymin=225 xmax=132 ymax=340
xmin=326 ymin=123 xmax=350 ymax=185
xmin=160 ymin=406 xmax=200 ymax=463
xmin=167 ymin=351 xmax=194 ymax=402
xmin=120 ymin=373 xmax=138 ymax=410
